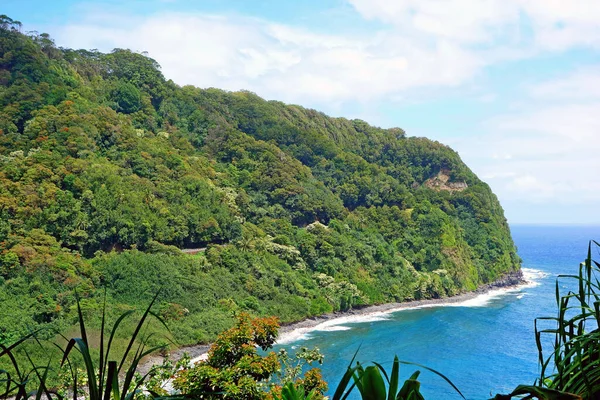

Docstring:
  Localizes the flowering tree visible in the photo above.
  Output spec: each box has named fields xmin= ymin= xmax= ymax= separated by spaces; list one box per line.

xmin=174 ymin=313 xmax=327 ymax=399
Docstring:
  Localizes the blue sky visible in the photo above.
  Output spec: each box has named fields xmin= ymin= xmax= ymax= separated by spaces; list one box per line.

xmin=5 ymin=0 xmax=600 ymax=224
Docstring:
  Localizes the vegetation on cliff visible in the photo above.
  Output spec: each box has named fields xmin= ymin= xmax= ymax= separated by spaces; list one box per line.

xmin=0 ymin=15 xmax=519 ymax=348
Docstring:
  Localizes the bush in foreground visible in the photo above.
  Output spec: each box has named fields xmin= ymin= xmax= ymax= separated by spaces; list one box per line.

xmin=173 ymin=313 xmax=327 ymax=399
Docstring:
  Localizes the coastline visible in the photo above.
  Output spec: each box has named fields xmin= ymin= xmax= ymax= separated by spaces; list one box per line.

xmin=140 ymin=269 xmax=527 ymax=372
xmin=276 ymin=269 xmax=526 ymax=344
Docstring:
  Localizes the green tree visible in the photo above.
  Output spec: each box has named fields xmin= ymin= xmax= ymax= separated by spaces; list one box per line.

xmin=174 ymin=313 xmax=328 ymax=399
xmin=112 ymin=81 xmax=142 ymax=114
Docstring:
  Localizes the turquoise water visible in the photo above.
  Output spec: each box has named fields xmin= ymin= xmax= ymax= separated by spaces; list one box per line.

xmin=275 ymin=225 xmax=600 ymax=399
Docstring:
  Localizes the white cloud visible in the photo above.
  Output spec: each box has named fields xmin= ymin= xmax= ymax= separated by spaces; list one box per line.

xmin=529 ymin=68 xmax=600 ymax=102
xmin=348 ymin=0 xmax=519 ymax=45
xmin=494 ymin=104 xmax=600 ymax=143
xmin=455 ymin=70 xmax=600 ymax=221
xmin=521 ymin=0 xmax=600 ymax=50
xmin=507 ymin=175 xmax=555 ymax=199
xmin=53 ymin=2 xmax=600 ymax=108
xmin=348 ymin=0 xmax=600 ymax=50
xmin=53 ymin=11 xmax=488 ymax=106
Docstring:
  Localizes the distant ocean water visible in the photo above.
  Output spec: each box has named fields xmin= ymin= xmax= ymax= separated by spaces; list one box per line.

xmin=274 ymin=225 xmax=600 ymax=400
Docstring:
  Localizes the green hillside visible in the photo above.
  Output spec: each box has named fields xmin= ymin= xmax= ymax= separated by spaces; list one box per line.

xmin=0 ymin=16 xmax=520 ymax=346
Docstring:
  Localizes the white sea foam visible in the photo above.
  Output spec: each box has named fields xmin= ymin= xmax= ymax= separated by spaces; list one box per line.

xmin=447 ymin=267 xmax=550 ymax=307
xmin=318 ymin=325 xmax=353 ymax=332
xmin=277 ymin=331 xmax=312 ymax=344
xmin=276 ymin=314 xmax=390 ymax=344
xmin=447 ymin=286 xmax=521 ymax=307
xmin=522 ymin=267 xmax=552 ymax=286
xmin=162 ymin=269 xmax=551 ymax=393
xmin=184 ymin=268 xmax=553 ymax=360
xmin=161 ymin=352 xmax=210 ymax=392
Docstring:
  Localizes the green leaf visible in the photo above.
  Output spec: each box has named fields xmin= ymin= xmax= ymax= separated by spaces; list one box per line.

xmin=359 ymin=366 xmax=387 ymax=400
xmin=388 ymin=356 xmax=400 ymax=400
xmin=332 ymin=348 xmax=361 ymax=400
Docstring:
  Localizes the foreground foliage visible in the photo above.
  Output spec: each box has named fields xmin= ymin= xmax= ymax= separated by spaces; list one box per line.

xmin=537 ymin=241 xmax=600 ymax=397
xmin=330 ymin=354 xmax=464 ymax=400
xmin=492 ymin=241 xmax=600 ymax=400
xmin=0 ymin=309 xmax=326 ymax=399
xmin=0 ymin=293 xmax=169 ymax=399
xmin=173 ymin=313 xmax=327 ymax=399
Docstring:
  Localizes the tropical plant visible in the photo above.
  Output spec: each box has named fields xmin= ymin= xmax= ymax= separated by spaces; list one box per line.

xmin=136 ymin=353 xmax=191 ymax=398
xmin=330 ymin=353 xmax=465 ymax=400
xmin=492 ymin=241 xmax=600 ymax=400
xmin=0 ymin=332 xmax=43 ymax=399
xmin=272 ymin=347 xmax=324 ymax=389
xmin=173 ymin=313 xmax=328 ymax=399
xmin=272 ymin=382 xmax=316 ymax=400
xmin=0 ymin=292 xmax=169 ymax=400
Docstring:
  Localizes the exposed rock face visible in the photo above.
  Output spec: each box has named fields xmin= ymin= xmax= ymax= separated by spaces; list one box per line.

xmin=485 ymin=270 xmax=525 ymax=289
xmin=424 ymin=169 xmax=468 ymax=192
xmin=447 ymin=181 xmax=468 ymax=190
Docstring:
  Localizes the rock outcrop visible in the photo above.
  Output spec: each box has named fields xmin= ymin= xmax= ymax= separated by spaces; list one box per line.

xmin=425 ymin=169 xmax=468 ymax=192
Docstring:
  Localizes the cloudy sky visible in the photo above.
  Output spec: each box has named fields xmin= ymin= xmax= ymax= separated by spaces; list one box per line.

xmin=5 ymin=0 xmax=600 ymax=224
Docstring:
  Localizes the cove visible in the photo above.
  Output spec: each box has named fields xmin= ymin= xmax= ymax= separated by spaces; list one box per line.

xmin=274 ymin=225 xmax=600 ymax=399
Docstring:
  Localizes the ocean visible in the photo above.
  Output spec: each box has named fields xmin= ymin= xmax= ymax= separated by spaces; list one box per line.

xmin=274 ymin=225 xmax=600 ymax=399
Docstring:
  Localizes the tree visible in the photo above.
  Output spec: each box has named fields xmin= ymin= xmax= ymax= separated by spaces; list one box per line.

xmin=174 ymin=313 xmax=327 ymax=399
xmin=112 ymin=81 xmax=142 ymax=114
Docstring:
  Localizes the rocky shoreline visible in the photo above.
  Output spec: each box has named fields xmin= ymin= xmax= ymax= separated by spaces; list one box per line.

xmin=139 ymin=269 xmax=525 ymax=373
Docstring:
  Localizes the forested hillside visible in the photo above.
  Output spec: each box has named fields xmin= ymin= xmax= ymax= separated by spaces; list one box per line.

xmin=0 ymin=16 xmax=520 ymax=346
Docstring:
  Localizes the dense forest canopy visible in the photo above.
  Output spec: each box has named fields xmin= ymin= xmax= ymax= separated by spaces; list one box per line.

xmin=0 ymin=15 xmax=520 ymax=346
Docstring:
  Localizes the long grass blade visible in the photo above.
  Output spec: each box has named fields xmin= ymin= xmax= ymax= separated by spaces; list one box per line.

xmin=104 ymin=310 xmax=135 ymax=376
xmin=331 ymin=347 xmax=361 ymax=400
xmin=359 ymin=366 xmax=386 ymax=400
xmin=117 ymin=291 xmax=161 ymax=374
xmin=60 ymin=339 xmax=77 ymax=368
xmin=121 ymin=345 xmax=165 ymax=398
xmin=99 ymin=289 xmax=107 ymax=394
xmin=0 ymin=368 xmax=11 ymax=398
xmin=103 ymin=360 xmax=118 ymax=400
xmin=73 ymin=338 xmax=99 ymax=400
xmin=75 ymin=293 xmax=88 ymax=347
xmin=388 ymin=356 xmax=400 ymax=400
